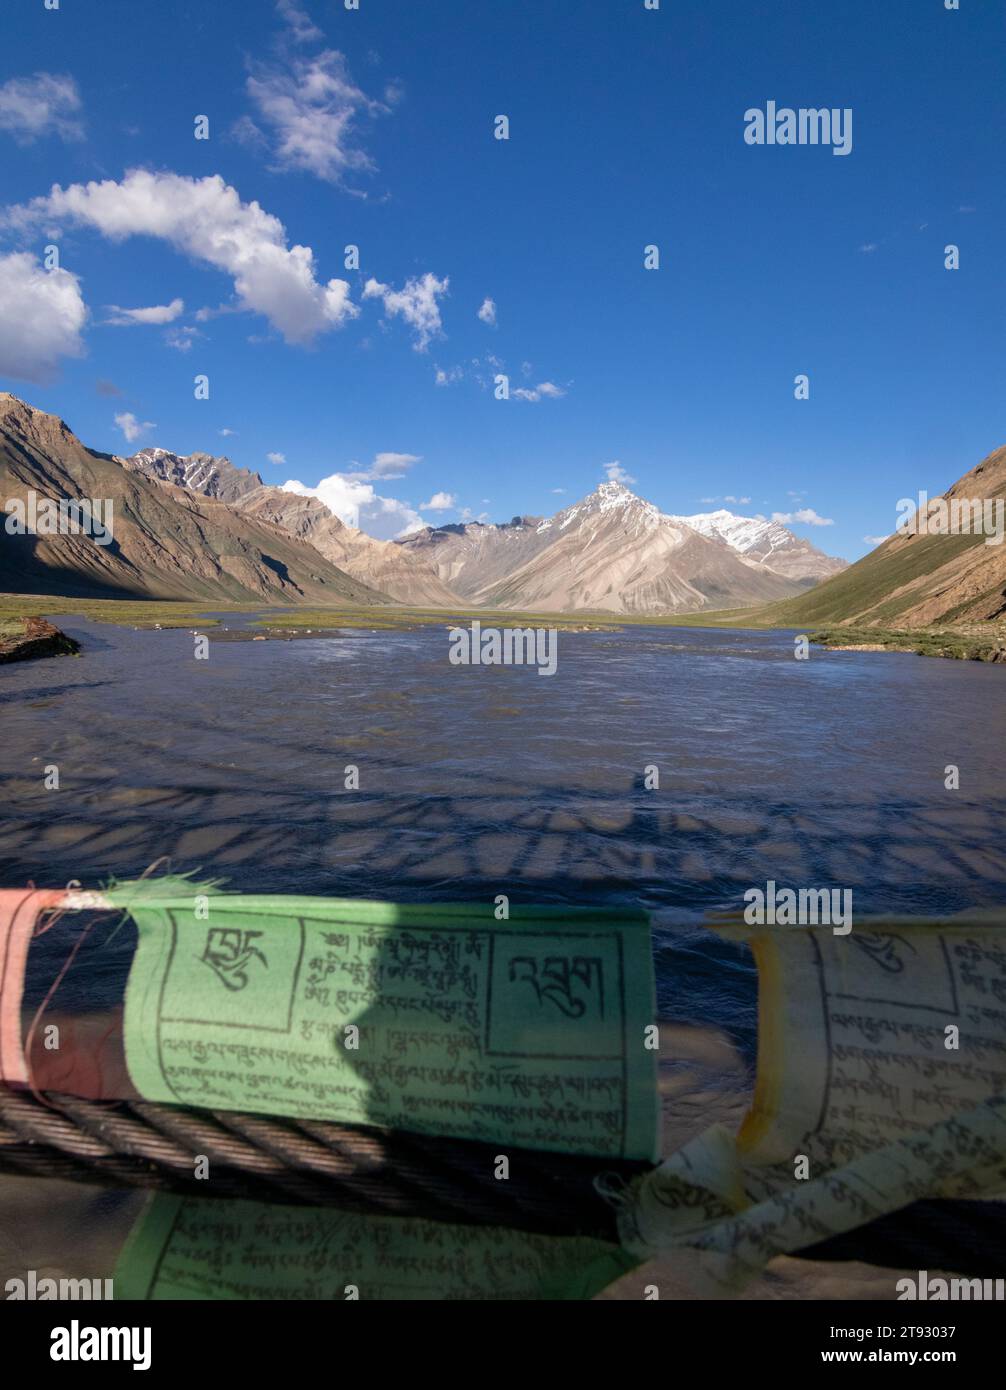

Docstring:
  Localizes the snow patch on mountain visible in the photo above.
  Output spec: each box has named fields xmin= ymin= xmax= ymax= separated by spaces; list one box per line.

xmin=677 ymin=508 xmax=795 ymax=556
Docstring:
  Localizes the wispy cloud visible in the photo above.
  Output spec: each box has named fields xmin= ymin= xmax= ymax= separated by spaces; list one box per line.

xmin=354 ymin=451 xmax=421 ymax=481
xmin=165 ymin=325 xmax=200 ymax=352
xmin=477 ymin=297 xmax=497 ymax=327
xmin=267 ymin=451 xmax=287 ymax=465
xmin=275 ymin=0 xmax=322 ymax=44
xmin=604 ymin=461 xmax=636 ymax=485
xmin=240 ymin=10 xmax=392 ymax=189
xmin=771 ymin=507 xmax=834 ymax=527
xmin=513 ymin=380 xmax=564 ymax=402
xmin=105 ymin=297 xmax=185 ymax=326
xmin=0 ymin=73 xmax=83 ymax=144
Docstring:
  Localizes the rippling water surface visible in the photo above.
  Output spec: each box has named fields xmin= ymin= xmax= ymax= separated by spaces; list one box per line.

xmin=4 ymin=615 xmax=1006 ymax=1043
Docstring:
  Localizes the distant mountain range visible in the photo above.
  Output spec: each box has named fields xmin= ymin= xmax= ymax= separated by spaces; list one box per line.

xmin=124 ymin=443 xmax=847 ymax=611
xmin=401 ymin=484 xmax=845 ymax=613
xmin=2 ymin=393 xmax=852 ymax=613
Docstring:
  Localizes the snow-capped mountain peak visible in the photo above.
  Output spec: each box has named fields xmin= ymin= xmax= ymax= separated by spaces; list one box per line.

xmin=672 ymin=507 xmax=847 ymax=582
xmin=679 ymin=508 xmax=790 ymax=554
xmin=556 ymin=479 xmax=664 ymax=531
xmin=123 ymin=448 xmax=263 ymax=503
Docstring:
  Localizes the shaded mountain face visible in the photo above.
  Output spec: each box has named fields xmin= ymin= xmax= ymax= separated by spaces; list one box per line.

xmin=401 ymin=482 xmax=839 ymax=614
xmin=0 ymin=394 xmax=390 ymax=606
xmin=767 ymin=445 xmax=1006 ymax=629
xmin=120 ymin=447 xmax=462 ymax=606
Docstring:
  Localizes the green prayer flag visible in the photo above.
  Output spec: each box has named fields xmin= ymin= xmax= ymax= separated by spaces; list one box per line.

xmin=111 ymin=889 xmax=659 ymax=1160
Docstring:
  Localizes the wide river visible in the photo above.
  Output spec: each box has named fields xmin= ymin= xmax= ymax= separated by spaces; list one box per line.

xmin=3 ymin=614 xmax=1006 ymax=1044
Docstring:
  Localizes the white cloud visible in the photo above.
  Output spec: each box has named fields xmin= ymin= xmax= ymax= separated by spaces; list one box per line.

xmin=550 ymin=488 xmax=566 ymax=494
xmin=267 ymin=451 xmax=287 ymax=465
xmin=165 ymin=325 xmax=199 ymax=352
xmin=859 ymin=243 xmax=878 ymax=253
xmin=771 ymin=507 xmax=834 ymax=527
xmin=724 ymin=495 xmax=752 ymax=505
xmin=863 ymin=533 xmax=890 ymax=546
xmin=219 ymin=428 xmax=238 ymax=437
xmin=363 ymin=272 xmax=448 ymax=351
xmin=477 ymin=296 xmax=497 ymax=326
xmin=513 ymin=380 xmax=565 ymax=402
xmin=0 ymin=73 xmax=83 ymax=144
xmin=114 ymin=411 xmax=156 ymax=444
xmin=0 ymin=251 xmax=86 ymax=383
xmin=282 ymin=474 xmax=423 ymax=539
xmin=420 ymin=491 xmax=456 ymax=511
xmin=275 ymin=0 xmax=322 ymax=44
xmin=603 ymin=461 xmax=636 ymax=485
xmin=434 ymin=365 xmax=463 ymax=386
xmin=194 ymin=302 xmax=243 ymax=324
xmin=349 ymin=451 xmax=420 ymax=481
xmin=244 ymin=47 xmax=387 ymax=186
xmin=106 ymin=297 xmax=185 ymax=326
xmin=5 ymin=170 xmax=358 ymax=345
xmin=283 ymin=475 xmax=369 ymax=525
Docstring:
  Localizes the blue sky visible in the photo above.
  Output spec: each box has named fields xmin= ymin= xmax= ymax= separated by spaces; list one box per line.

xmin=1 ymin=0 xmax=1002 ymax=556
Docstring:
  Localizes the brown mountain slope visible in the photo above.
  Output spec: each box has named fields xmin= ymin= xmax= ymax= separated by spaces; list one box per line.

xmin=213 ymin=485 xmax=462 ymax=607
xmin=764 ymin=444 xmax=1006 ymax=629
xmin=0 ymin=394 xmax=391 ymax=606
xmin=120 ymin=447 xmax=464 ymax=606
